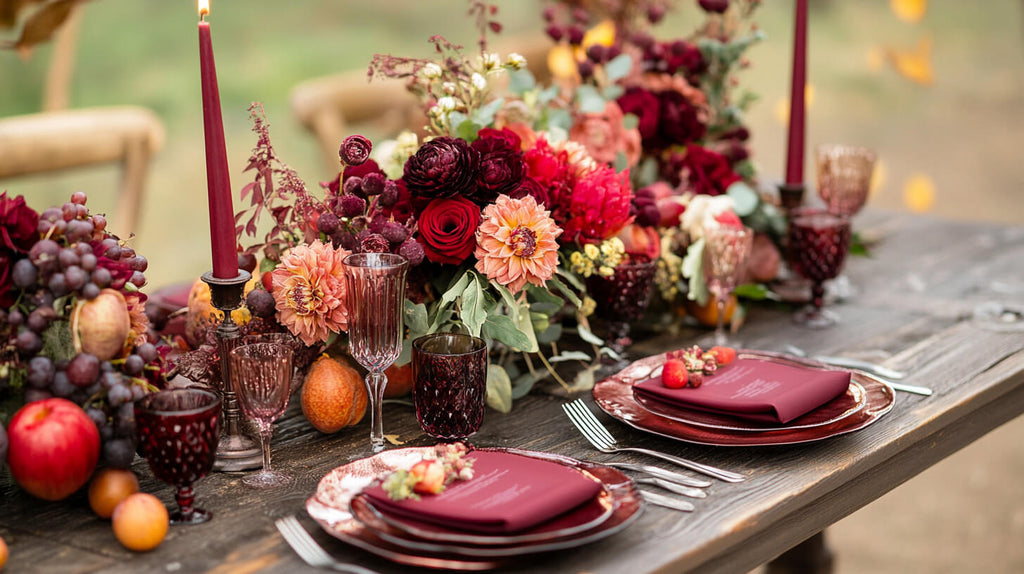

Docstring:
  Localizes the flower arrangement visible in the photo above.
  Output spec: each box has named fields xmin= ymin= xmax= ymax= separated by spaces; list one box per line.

xmin=0 ymin=191 xmax=169 ymax=469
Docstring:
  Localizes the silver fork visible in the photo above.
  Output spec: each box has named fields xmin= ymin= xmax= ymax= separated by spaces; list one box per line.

xmin=275 ymin=516 xmax=379 ymax=574
xmin=562 ymin=399 xmax=745 ymax=483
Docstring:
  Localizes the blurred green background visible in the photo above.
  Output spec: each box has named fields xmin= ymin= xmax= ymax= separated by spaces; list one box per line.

xmin=3 ymin=0 xmax=1023 ymax=288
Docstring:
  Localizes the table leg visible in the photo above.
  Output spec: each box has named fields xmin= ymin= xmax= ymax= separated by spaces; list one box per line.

xmin=765 ymin=531 xmax=835 ymax=574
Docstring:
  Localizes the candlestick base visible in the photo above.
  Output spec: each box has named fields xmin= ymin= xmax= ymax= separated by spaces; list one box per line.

xmin=777 ymin=182 xmax=806 ymax=212
xmin=202 ymin=270 xmax=263 ymax=472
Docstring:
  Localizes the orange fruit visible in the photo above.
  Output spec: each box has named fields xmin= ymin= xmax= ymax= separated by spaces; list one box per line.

xmin=383 ymin=363 xmax=413 ymax=399
xmin=0 ymin=535 xmax=8 ymax=570
xmin=301 ymin=355 xmax=368 ymax=433
xmin=89 ymin=469 xmax=140 ymax=519
xmin=112 ymin=493 xmax=169 ymax=552
xmin=686 ymin=294 xmax=737 ymax=328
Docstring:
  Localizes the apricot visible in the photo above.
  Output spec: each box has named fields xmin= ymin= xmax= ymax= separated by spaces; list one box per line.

xmin=301 ymin=355 xmax=368 ymax=433
xmin=112 ymin=493 xmax=169 ymax=552
xmin=383 ymin=363 xmax=413 ymax=399
xmin=0 ymin=535 xmax=8 ymax=571
xmin=686 ymin=294 xmax=737 ymax=328
xmin=89 ymin=469 xmax=140 ymax=519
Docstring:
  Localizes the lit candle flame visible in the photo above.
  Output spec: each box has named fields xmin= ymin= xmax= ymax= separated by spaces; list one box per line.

xmin=198 ymin=0 xmax=210 ymax=18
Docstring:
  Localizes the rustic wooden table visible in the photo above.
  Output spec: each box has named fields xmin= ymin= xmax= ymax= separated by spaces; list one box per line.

xmin=3 ymin=210 xmax=1023 ymax=573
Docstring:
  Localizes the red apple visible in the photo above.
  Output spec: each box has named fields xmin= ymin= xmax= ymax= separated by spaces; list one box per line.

xmin=6 ymin=398 xmax=101 ymax=501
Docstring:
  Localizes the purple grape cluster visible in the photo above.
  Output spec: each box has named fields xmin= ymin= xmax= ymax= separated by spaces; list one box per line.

xmin=4 ymin=192 xmax=164 ymax=469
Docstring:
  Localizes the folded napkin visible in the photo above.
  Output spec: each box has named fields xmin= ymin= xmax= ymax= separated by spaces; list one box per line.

xmin=362 ymin=450 xmax=602 ymax=534
xmin=634 ymin=357 xmax=851 ymax=424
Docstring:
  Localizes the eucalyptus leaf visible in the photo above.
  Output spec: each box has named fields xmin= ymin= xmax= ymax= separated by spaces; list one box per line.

xmin=508 ymin=69 xmax=536 ymax=94
xmin=440 ymin=273 xmax=472 ymax=307
xmin=404 ymin=300 xmax=429 ymax=334
xmin=576 ymin=323 xmax=604 ymax=346
xmin=733 ymin=283 xmax=778 ymax=301
xmin=494 ymin=283 xmax=521 ymax=322
xmin=554 ymin=267 xmax=585 ymax=292
xmin=527 ymin=284 xmax=565 ymax=306
xmin=548 ymin=351 xmax=592 ymax=363
xmin=536 ymin=322 xmax=563 ymax=345
xmin=515 ymin=304 xmax=540 ymax=353
xmin=457 ymin=119 xmax=484 ymax=142
xmin=511 ymin=370 xmax=549 ymax=400
xmin=486 ymin=365 xmax=513 ymax=414
xmin=547 ymin=275 xmax=582 ymax=308
xmin=568 ymin=364 xmax=601 ymax=393
xmin=682 ymin=237 xmax=709 ymax=305
xmin=614 ymin=151 xmax=629 ymax=172
xmin=726 ymin=181 xmax=759 ymax=217
xmin=460 ymin=278 xmax=486 ymax=337
xmin=529 ymin=301 xmax=562 ymax=315
xmin=601 ymin=84 xmax=625 ymax=101
xmin=604 ymin=53 xmax=633 ymax=82
xmin=482 ymin=313 xmax=534 ymax=352
xmin=621 ymin=113 xmax=639 ymax=130
xmin=472 ymin=98 xmax=505 ymax=127
xmin=577 ymin=85 xmax=607 ymax=114
xmin=537 ymin=85 xmax=560 ymax=105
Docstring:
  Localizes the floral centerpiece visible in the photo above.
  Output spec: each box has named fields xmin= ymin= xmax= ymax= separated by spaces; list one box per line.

xmin=0 ymin=191 xmax=169 ymax=475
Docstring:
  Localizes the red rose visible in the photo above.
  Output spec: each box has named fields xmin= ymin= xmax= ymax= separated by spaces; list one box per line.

xmin=671 ymin=145 xmax=742 ymax=196
xmin=0 ymin=192 xmax=40 ymax=254
xmin=417 ymin=197 xmax=481 ymax=265
xmin=617 ymin=88 xmax=661 ymax=143
xmin=658 ymin=91 xmax=705 ymax=147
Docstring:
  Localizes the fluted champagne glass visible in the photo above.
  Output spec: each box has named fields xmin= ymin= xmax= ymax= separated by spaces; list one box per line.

xmin=343 ymin=252 xmax=409 ymax=453
xmin=702 ymin=224 xmax=754 ymax=346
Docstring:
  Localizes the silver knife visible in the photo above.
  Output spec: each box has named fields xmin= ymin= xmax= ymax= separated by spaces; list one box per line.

xmin=641 ymin=490 xmax=695 ymax=512
xmin=811 ymin=355 xmax=907 ymax=380
xmin=607 ymin=462 xmax=713 ymax=488
xmin=636 ymin=477 xmax=707 ymax=499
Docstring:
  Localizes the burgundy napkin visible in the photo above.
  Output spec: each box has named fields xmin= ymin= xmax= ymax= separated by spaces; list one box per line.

xmin=633 ymin=357 xmax=851 ymax=424
xmin=361 ymin=450 xmax=602 ymax=534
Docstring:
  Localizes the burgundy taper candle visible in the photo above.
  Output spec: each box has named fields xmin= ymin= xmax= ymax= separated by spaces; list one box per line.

xmin=198 ymin=1 xmax=238 ymax=279
xmin=784 ymin=0 xmax=808 ymax=185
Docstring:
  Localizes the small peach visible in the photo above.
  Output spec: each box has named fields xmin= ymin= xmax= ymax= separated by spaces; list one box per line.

xmin=0 ymin=535 xmax=8 ymax=570
xmin=112 ymin=493 xmax=169 ymax=552
xmin=89 ymin=469 xmax=140 ymax=519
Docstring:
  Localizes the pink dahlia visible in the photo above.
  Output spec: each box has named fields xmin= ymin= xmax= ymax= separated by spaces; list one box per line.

xmin=561 ymin=166 xmax=635 ymax=245
xmin=270 ymin=240 xmax=350 ymax=345
xmin=475 ymin=195 xmax=562 ymax=294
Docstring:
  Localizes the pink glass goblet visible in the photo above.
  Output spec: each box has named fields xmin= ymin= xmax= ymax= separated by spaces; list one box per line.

xmin=788 ymin=209 xmax=852 ymax=328
xmin=702 ymin=224 xmax=754 ymax=346
xmin=343 ymin=252 xmax=409 ymax=453
xmin=815 ymin=144 xmax=877 ymax=217
xmin=134 ymin=388 xmax=221 ymax=525
xmin=585 ymin=257 xmax=657 ymax=364
xmin=238 ymin=332 xmax=307 ymax=395
xmin=412 ymin=333 xmax=488 ymax=441
xmin=229 ymin=342 xmax=294 ymax=488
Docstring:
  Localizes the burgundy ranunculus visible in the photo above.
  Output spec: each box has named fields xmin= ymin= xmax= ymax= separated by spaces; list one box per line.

xmin=470 ymin=131 xmax=526 ymax=205
xmin=675 ymin=145 xmax=742 ymax=196
xmin=658 ymin=91 xmax=706 ymax=146
xmin=343 ymin=159 xmax=385 ymax=181
xmin=0 ymin=192 xmax=40 ymax=253
xmin=416 ymin=197 xmax=481 ymax=265
xmin=699 ymin=0 xmax=730 ymax=14
xmin=370 ymin=179 xmax=416 ymax=225
xmin=664 ymin=40 xmax=706 ymax=77
xmin=476 ymin=127 xmax=521 ymax=150
xmin=339 ymin=135 xmax=372 ymax=166
xmin=511 ymin=176 xmax=549 ymax=206
xmin=404 ymin=137 xmax=480 ymax=200
xmin=617 ymin=88 xmax=661 ymax=143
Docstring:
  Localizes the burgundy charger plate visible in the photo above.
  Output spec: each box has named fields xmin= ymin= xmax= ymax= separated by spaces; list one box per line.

xmin=306 ymin=447 xmax=644 ymax=570
xmin=593 ymin=350 xmax=896 ymax=447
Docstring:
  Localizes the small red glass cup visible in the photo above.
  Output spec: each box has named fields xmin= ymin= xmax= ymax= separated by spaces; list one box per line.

xmin=135 ymin=388 xmax=221 ymax=525
xmin=412 ymin=333 xmax=488 ymax=441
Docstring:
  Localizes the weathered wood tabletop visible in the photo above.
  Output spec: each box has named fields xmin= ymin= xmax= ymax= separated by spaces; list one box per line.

xmin=3 ymin=210 xmax=1023 ymax=573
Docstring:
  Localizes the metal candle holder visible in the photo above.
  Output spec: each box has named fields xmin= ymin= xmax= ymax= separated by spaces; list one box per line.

xmin=202 ymin=270 xmax=262 ymax=471
xmin=777 ymin=182 xmax=806 ymax=213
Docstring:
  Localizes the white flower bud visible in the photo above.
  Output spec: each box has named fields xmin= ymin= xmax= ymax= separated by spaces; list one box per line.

xmin=507 ymin=53 xmax=527 ymax=70
xmin=420 ymin=63 xmax=443 ymax=79
xmin=436 ymin=96 xmax=457 ymax=112
xmin=471 ymin=73 xmax=487 ymax=91
xmin=442 ymin=82 xmax=457 ymax=94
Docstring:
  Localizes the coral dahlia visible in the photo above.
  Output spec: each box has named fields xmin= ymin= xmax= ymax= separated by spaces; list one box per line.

xmin=270 ymin=240 xmax=351 ymax=345
xmin=475 ymin=195 xmax=562 ymax=294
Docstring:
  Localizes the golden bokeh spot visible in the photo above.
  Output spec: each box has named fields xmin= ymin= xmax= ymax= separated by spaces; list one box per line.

xmin=886 ymin=35 xmax=934 ymax=85
xmin=870 ymin=158 xmax=887 ymax=198
xmin=903 ymin=174 xmax=935 ymax=212
xmin=773 ymin=85 xmax=815 ymax=125
xmin=583 ymin=20 xmax=616 ymax=49
xmin=547 ymin=44 xmax=579 ymax=81
xmin=866 ymin=46 xmax=886 ymax=72
xmin=890 ymin=0 xmax=927 ymax=23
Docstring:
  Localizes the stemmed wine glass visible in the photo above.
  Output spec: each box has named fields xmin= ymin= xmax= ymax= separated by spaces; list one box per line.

xmin=702 ymin=224 xmax=754 ymax=346
xmin=134 ymin=388 xmax=221 ymax=525
xmin=229 ymin=342 xmax=294 ymax=488
xmin=585 ymin=256 xmax=657 ymax=366
xmin=788 ymin=209 xmax=852 ymax=328
xmin=343 ymin=252 xmax=409 ymax=453
xmin=816 ymin=144 xmax=876 ymax=298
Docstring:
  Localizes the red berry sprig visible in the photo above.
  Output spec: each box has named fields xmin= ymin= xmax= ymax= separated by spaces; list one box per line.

xmin=662 ymin=345 xmax=736 ymax=389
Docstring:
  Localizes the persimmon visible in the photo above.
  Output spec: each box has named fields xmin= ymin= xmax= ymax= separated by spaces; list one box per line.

xmin=112 ymin=493 xmax=169 ymax=552
xmin=89 ymin=468 xmax=140 ymax=519
xmin=301 ymin=355 xmax=368 ymax=433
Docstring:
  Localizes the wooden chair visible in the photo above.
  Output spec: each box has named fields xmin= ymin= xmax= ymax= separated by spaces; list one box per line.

xmin=290 ymin=35 xmax=552 ymax=176
xmin=0 ymin=106 xmax=165 ymax=236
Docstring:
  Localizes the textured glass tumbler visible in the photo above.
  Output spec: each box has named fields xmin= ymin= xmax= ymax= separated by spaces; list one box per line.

xmin=344 ymin=252 xmax=409 ymax=453
xmin=229 ymin=342 xmax=294 ymax=488
xmin=135 ymin=388 xmax=221 ymax=525
xmin=412 ymin=333 xmax=488 ymax=441
xmin=788 ymin=210 xmax=852 ymax=328
xmin=586 ymin=258 xmax=657 ymax=362
xmin=702 ymin=225 xmax=754 ymax=346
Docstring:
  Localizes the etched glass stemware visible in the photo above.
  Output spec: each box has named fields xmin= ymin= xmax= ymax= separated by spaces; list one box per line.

xmin=343 ymin=252 xmax=409 ymax=453
xmin=135 ymin=388 xmax=221 ymax=525
xmin=229 ymin=342 xmax=294 ymax=488
xmin=788 ymin=209 xmax=852 ymax=328
xmin=702 ymin=224 xmax=754 ymax=346
xmin=816 ymin=144 xmax=877 ymax=217
xmin=585 ymin=257 xmax=657 ymax=365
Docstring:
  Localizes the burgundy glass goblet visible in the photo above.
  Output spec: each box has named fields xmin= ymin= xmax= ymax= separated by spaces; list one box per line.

xmin=412 ymin=333 xmax=488 ymax=441
xmin=788 ymin=210 xmax=852 ymax=328
xmin=702 ymin=224 xmax=754 ymax=346
xmin=343 ymin=252 xmax=409 ymax=453
xmin=135 ymin=388 xmax=221 ymax=525
xmin=585 ymin=257 xmax=657 ymax=363
xmin=229 ymin=342 xmax=294 ymax=488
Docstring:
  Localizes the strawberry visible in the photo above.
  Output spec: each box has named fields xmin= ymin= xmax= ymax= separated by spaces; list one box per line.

xmin=708 ymin=346 xmax=736 ymax=366
xmin=410 ymin=460 xmax=447 ymax=495
xmin=662 ymin=359 xmax=689 ymax=389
